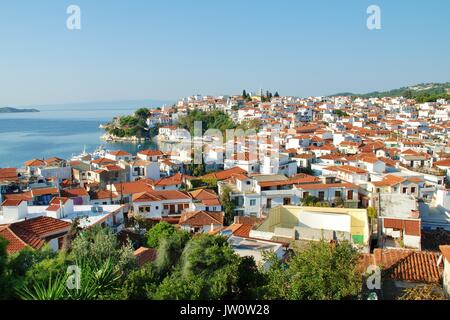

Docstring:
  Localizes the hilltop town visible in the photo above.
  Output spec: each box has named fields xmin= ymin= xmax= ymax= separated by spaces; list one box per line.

xmin=1 ymin=86 xmax=450 ymax=300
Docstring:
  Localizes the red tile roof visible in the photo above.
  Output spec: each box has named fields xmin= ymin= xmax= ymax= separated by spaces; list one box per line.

xmin=1 ymin=199 xmax=25 ymax=206
xmin=108 ymin=150 xmax=130 ymax=156
xmin=0 ymin=168 xmax=18 ymax=182
xmin=24 ymin=159 xmax=46 ymax=167
xmin=31 ymin=187 xmax=59 ymax=197
xmin=179 ymin=210 xmax=224 ymax=227
xmin=138 ymin=149 xmax=164 ymax=157
xmin=202 ymin=167 xmax=247 ymax=180
xmin=359 ymin=249 xmax=442 ymax=283
xmin=134 ymin=247 xmax=157 ymax=267
xmin=383 ymin=218 xmax=421 ymax=236
xmin=0 ymin=216 xmax=71 ymax=253
xmin=61 ymin=188 xmax=89 ymax=198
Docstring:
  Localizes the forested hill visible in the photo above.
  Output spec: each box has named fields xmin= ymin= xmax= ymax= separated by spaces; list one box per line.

xmin=331 ymin=82 xmax=450 ymax=102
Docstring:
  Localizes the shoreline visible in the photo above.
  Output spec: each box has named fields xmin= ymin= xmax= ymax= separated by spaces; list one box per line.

xmin=100 ymin=133 xmax=151 ymax=143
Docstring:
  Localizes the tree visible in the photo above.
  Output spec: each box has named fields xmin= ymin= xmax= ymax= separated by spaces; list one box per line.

xmin=120 ymin=263 xmax=160 ymax=300
xmin=235 ymin=256 xmax=266 ymax=299
xmin=274 ymin=91 xmax=280 ymax=97
xmin=154 ymin=229 xmax=190 ymax=275
xmin=135 ymin=108 xmax=149 ymax=120
xmin=69 ymin=226 xmax=136 ymax=274
xmin=220 ymin=186 xmax=236 ymax=225
xmin=367 ymin=207 xmax=378 ymax=235
xmin=302 ymin=195 xmax=320 ymax=206
xmin=262 ymin=240 xmax=362 ymax=300
xmin=154 ymin=234 xmax=242 ymax=300
xmin=0 ymin=237 xmax=16 ymax=299
xmin=146 ymin=222 xmax=177 ymax=248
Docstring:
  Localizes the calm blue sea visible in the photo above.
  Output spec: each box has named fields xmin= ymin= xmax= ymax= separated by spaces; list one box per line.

xmin=0 ymin=100 xmax=170 ymax=168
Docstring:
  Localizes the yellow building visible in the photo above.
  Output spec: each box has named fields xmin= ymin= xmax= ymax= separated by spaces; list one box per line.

xmin=255 ymin=205 xmax=370 ymax=247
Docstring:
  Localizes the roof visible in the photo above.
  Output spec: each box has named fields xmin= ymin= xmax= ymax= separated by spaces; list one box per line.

xmin=0 ymin=216 xmax=71 ymax=253
xmin=91 ymin=190 xmax=120 ymax=200
xmin=31 ymin=187 xmax=59 ymax=197
xmin=1 ymin=199 xmax=24 ymax=206
xmin=113 ymin=179 xmax=154 ymax=195
xmin=153 ymin=173 xmax=184 ymax=186
xmin=179 ymin=210 xmax=224 ymax=227
xmin=202 ymin=167 xmax=247 ymax=180
xmin=383 ymin=218 xmax=421 ymax=236
xmin=24 ymin=159 xmax=46 ymax=167
xmin=91 ymin=157 xmax=117 ymax=165
xmin=325 ymin=165 xmax=368 ymax=174
xmin=371 ymin=174 xmax=406 ymax=187
xmin=440 ymin=245 xmax=450 ymax=262
xmin=0 ymin=168 xmax=18 ymax=182
xmin=295 ymin=182 xmax=358 ymax=190
xmin=0 ymin=226 xmax=31 ymax=253
xmin=107 ymin=150 xmax=130 ymax=156
xmin=61 ymin=188 xmax=89 ymax=198
xmin=132 ymin=190 xmax=191 ymax=202
xmin=434 ymin=158 xmax=450 ymax=167
xmin=359 ymin=249 xmax=442 ymax=284
xmin=134 ymin=247 xmax=157 ymax=267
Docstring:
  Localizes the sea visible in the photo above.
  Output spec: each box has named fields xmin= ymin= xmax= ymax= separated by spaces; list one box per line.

xmin=0 ymin=100 xmax=171 ymax=168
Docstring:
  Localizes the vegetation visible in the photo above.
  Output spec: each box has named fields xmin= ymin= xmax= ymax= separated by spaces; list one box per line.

xmin=145 ymin=221 xmax=178 ymax=248
xmin=105 ymin=107 xmax=155 ymax=139
xmin=0 ymin=221 xmax=366 ymax=301
xmin=331 ymin=82 xmax=450 ymax=102
xmin=260 ymin=240 xmax=362 ymax=300
xmin=220 ymin=185 xmax=236 ymax=225
xmin=398 ymin=284 xmax=447 ymax=300
xmin=333 ymin=109 xmax=349 ymax=117
xmin=177 ymin=109 xmax=236 ymax=136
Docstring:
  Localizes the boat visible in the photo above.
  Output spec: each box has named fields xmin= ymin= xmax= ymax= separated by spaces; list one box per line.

xmin=71 ymin=145 xmax=91 ymax=161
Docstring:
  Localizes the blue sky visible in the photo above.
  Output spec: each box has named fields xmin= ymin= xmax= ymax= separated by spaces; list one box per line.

xmin=0 ymin=0 xmax=449 ymax=106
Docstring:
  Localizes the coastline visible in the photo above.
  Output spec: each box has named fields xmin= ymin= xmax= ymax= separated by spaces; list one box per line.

xmin=100 ymin=133 xmax=150 ymax=143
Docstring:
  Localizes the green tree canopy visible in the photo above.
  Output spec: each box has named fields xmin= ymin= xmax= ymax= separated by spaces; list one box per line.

xmin=262 ymin=240 xmax=362 ymax=300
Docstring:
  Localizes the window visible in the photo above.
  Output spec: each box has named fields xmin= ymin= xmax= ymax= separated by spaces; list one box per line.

xmin=347 ymin=190 xmax=353 ymax=200
xmin=250 ymin=199 xmax=256 ymax=206
xmin=155 ymin=206 xmax=159 ymax=210
xmin=283 ymin=198 xmax=291 ymax=205
xmin=402 ymin=187 xmax=407 ymax=194
xmin=246 ymin=181 xmax=251 ymax=185
xmin=303 ymin=192 xmax=309 ymax=198
xmin=411 ymin=187 xmax=416 ymax=193
xmin=318 ymin=191 xmax=325 ymax=200
xmin=335 ymin=191 xmax=341 ymax=198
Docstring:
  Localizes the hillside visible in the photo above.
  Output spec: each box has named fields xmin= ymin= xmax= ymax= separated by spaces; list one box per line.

xmin=331 ymin=82 xmax=450 ymax=102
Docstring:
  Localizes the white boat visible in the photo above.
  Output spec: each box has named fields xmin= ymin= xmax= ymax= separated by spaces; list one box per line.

xmin=71 ymin=145 xmax=91 ymax=161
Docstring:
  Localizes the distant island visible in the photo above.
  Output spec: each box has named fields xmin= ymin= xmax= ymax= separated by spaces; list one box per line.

xmin=0 ymin=107 xmax=40 ymax=113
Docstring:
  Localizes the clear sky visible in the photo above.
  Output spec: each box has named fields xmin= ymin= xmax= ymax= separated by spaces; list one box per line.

xmin=0 ymin=0 xmax=449 ymax=106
